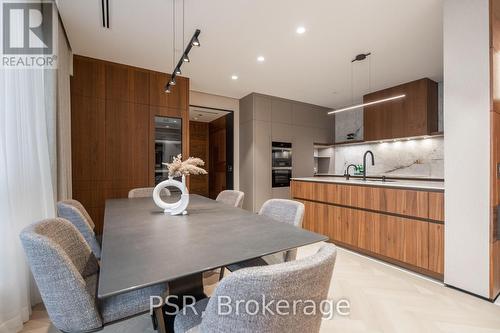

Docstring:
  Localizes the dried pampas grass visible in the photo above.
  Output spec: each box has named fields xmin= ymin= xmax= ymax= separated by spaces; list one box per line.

xmin=163 ymin=154 xmax=207 ymax=178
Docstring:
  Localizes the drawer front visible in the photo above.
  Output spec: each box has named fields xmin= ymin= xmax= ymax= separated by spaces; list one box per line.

xmin=292 ymin=181 xmax=430 ymax=219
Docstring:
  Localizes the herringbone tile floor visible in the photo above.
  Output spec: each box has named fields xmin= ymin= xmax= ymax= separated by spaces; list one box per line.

xmin=20 ymin=242 xmax=500 ymax=333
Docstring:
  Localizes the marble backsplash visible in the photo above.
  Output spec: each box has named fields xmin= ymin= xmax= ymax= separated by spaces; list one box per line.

xmin=333 ymin=136 xmax=444 ymax=178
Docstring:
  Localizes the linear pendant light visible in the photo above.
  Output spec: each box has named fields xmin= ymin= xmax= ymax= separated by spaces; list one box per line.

xmin=327 ymin=94 xmax=406 ymax=115
xmin=164 ymin=29 xmax=201 ymax=93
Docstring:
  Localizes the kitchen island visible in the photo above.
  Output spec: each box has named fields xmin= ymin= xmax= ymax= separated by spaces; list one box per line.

xmin=291 ymin=177 xmax=444 ymax=279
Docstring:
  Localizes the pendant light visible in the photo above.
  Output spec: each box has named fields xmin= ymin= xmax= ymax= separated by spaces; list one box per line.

xmin=328 ymin=53 xmax=405 ymax=114
xmin=327 ymin=94 xmax=406 ymax=114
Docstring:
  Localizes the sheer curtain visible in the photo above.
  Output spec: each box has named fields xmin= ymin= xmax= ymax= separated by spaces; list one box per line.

xmin=0 ymin=1 xmax=73 ymax=329
xmin=0 ymin=67 xmax=57 ymax=332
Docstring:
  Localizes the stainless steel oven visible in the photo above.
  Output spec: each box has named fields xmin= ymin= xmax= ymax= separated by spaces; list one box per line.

xmin=272 ymin=142 xmax=292 ymax=187
xmin=272 ymin=168 xmax=292 ymax=187
xmin=272 ymin=142 xmax=292 ymax=168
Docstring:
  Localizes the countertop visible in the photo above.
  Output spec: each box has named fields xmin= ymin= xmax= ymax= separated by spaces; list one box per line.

xmin=291 ymin=176 xmax=444 ymax=192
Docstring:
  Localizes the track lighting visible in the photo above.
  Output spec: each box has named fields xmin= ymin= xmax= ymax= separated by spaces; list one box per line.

xmin=192 ymin=36 xmax=200 ymax=47
xmin=164 ymin=29 xmax=201 ymax=93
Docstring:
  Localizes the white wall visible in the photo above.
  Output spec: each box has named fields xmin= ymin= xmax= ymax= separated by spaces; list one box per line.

xmin=189 ymin=90 xmax=240 ymax=190
xmin=443 ymin=0 xmax=491 ymax=297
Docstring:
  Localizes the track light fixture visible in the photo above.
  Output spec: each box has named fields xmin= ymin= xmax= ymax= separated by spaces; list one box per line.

xmin=165 ymin=29 xmax=200 ymax=93
xmin=192 ymin=36 xmax=200 ymax=47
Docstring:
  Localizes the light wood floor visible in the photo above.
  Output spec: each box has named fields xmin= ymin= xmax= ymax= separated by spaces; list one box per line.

xmin=20 ymin=242 xmax=500 ymax=333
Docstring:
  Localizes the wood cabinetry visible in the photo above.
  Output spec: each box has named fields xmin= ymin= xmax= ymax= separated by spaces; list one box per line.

xmin=71 ymin=56 xmax=189 ymax=233
xmin=363 ymin=78 xmax=438 ymax=141
xmin=189 ymin=121 xmax=209 ymax=197
xmin=292 ymin=180 xmax=444 ymax=278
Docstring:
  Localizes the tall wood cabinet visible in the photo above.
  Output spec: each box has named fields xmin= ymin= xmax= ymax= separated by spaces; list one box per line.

xmin=71 ymin=56 xmax=189 ymax=233
xmin=363 ymin=78 xmax=438 ymax=141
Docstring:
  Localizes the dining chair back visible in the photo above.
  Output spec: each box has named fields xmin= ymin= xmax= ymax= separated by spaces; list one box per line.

xmin=20 ymin=218 xmax=168 ymax=332
xmin=259 ymin=199 xmax=305 ymax=263
xmin=57 ymin=200 xmax=101 ymax=259
xmin=174 ymin=243 xmax=337 ymax=333
xmin=128 ymin=187 xmax=171 ymax=198
xmin=20 ymin=218 xmax=102 ymax=332
xmin=215 ymin=190 xmax=245 ymax=208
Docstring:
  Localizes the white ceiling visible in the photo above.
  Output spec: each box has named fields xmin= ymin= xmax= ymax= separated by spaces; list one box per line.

xmin=57 ymin=0 xmax=443 ymax=108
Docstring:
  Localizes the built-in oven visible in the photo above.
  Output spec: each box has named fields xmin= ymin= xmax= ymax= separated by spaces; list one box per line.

xmin=272 ymin=168 xmax=292 ymax=187
xmin=272 ymin=142 xmax=292 ymax=187
xmin=272 ymin=142 xmax=292 ymax=168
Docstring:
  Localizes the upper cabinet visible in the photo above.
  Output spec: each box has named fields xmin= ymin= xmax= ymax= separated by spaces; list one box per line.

xmin=363 ymin=78 xmax=438 ymax=141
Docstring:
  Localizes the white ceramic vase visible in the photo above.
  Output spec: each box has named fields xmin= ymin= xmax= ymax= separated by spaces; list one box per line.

xmin=153 ymin=175 xmax=189 ymax=215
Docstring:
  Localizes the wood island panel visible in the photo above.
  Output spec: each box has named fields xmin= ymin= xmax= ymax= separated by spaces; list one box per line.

xmin=429 ymin=223 xmax=444 ymax=274
xmin=429 ymin=192 xmax=445 ymax=221
xmin=291 ymin=179 xmax=444 ymax=278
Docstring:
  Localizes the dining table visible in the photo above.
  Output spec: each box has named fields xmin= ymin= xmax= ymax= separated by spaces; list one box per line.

xmin=97 ymin=194 xmax=327 ymax=332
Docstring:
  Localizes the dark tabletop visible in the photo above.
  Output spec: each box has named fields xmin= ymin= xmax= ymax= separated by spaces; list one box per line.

xmin=97 ymin=194 xmax=327 ymax=299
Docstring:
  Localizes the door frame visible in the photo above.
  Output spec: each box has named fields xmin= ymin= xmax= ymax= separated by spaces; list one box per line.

xmin=189 ymin=104 xmax=234 ymax=191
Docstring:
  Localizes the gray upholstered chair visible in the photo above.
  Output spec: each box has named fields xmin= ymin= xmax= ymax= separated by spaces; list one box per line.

xmin=57 ymin=199 xmax=101 ymax=259
xmin=215 ymin=190 xmax=245 ymax=208
xmin=128 ymin=187 xmax=171 ymax=198
xmin=174 ymin=243 xmax=337 ymax=333
xmin=20 ymin=218 xmax=168 ymax=333
xmin=225 ymin=199 xmax=305 ymax=274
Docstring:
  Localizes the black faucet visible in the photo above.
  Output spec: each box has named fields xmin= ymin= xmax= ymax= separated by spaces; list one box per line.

xmin=362 ymin=150 xmax=375 ymax=181
xmin=345 ymin=164 xmax=357 ymax=180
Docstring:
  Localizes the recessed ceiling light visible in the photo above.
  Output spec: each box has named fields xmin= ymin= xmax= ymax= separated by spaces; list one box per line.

xmin=296 ymin=26 xmax=306 ymax=34
xmin=231 ymin=75 xmax=238 ymax=80
xmin=194 ymin=117 xmax=198 ymax=120
xmin=257 ymin=56 xmax=265 ymax=62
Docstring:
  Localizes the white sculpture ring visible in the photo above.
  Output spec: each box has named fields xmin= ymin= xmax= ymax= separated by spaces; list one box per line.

xmin=153 ymin=175 xmax=189 ymax=215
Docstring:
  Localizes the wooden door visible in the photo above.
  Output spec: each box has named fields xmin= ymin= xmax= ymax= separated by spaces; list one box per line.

xmin=189 ymin=121 xmax=209 ymax=196
xmin=209 ymin=116 xmax=227 ymax=199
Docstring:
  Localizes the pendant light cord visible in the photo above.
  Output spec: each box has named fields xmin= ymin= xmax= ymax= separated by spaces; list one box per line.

xmin=172 ymin=0 xmax=175 ymax=69
xmin=183 ymin=0 xmax=185 ymax=49
xmin=350 ymin=62 xmax=354 ymax=105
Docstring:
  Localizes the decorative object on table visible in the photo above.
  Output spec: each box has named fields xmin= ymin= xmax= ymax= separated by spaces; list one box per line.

xmin=153 ymin=154 xmax=207 ymax=215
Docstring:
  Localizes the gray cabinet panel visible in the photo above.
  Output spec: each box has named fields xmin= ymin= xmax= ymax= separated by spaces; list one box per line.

xmin=272 ymin=187 xmax=291 ymax=200
xmin=272 ymin=122 xmax=293 ymax=142
xmin=271 ymin=99 xmax=292 ymax=124
xmin=292 ymin=125 xmax=315 ymax=178
xmin=239 ymin=121 xmax=254 ymax=211
xmin=239 ymin=94 xmax=254 ymax=124
xmin=254 ymin=121 xmax=272 ymax=212
xmin=254 ymin=95 xmax=272 ymax=122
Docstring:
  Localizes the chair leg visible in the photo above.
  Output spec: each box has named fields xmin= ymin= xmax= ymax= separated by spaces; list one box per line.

xmin=153 ymin=306 xmax=167 ymax=333
xmin=219 ymin=267 xmax=225 ymax=280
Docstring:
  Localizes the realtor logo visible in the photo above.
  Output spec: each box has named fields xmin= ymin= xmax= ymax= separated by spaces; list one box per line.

xmin=2 ymin=1 xmax=57 ymax=68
